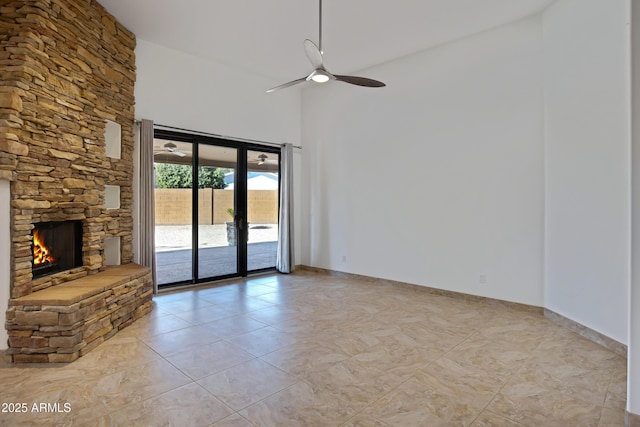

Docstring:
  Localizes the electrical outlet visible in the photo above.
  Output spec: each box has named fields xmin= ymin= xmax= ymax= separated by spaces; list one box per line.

xmin=342 ymin=255 xmax=347 ymax=263
xmin=479 ymin=274 xmax=486 ymax=284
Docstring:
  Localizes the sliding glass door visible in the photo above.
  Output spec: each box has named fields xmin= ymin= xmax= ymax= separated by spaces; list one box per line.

xmin=246 ymin=150 xmax=279 ymax=271
xmin=153 ymin=130 xmax=279 ymax=287
xmin=153 ymin=138 xmax=194 ymax=284
xmin=197 ymin=144 xmax=238 ymax=279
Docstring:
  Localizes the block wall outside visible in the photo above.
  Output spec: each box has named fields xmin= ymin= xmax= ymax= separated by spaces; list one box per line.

xmin=154 ymin=188 xmax=211 ymax=225
xmin=212 ymin=189 xmax=235 ymax=224
xmin=155 ymin=189 xmax=278 ymax=225
xmin=247 ymin=190 xmax=279 ymax=224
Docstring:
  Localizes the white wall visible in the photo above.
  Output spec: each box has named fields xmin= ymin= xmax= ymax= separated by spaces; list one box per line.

xmin=542 ymin=0 xmax=630 ymax=344
xmin=135 ymin=39 xmax=301 ymax=145
xmin=301 ymin=16 xmax=545 ymax=306
xmin=134 ymin=39 xmax=303 ymax=264
xmin=0 ymin=180 xmax=9 ymax=350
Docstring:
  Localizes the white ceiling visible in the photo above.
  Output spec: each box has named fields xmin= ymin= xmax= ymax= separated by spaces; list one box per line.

xmin=99 ymin=0 xmax=556 ymax=83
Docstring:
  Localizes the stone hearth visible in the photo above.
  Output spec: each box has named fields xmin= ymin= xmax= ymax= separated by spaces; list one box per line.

xmin=6 ymin=264 xmax=152 ymax=363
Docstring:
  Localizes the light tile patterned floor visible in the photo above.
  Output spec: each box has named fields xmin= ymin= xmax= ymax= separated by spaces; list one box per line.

xmin=0 ymin=271 xmax=627 ymax=426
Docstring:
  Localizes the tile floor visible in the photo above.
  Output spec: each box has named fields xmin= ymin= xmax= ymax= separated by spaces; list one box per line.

xmin=0 ymin=271 xmax=627 ymax=426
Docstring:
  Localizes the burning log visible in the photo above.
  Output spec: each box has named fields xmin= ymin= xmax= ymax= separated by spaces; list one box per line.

xmin=33 ymin=230 xmax=55 ymax=265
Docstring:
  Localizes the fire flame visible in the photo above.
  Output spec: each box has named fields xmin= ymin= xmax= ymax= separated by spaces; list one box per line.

xmin=33 ymin=229 xmax=55 ymax=266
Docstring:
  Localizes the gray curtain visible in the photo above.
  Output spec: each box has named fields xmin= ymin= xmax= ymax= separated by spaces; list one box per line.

xmin=276 ymin=143 xmax=295 ymax=273
xmin=138 ymin=119 xmax=157 ymax=292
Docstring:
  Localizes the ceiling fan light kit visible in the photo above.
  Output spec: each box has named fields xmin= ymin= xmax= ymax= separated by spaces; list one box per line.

xmin=253 ymin=153 xmax=278 ymax=166
xmin=267 ymin=0 xmax=385 ymax=93
xmin=154 ymin=141 xmax=189 ymax=157
xmin=309 ymin=70 xmax=331 ymax=83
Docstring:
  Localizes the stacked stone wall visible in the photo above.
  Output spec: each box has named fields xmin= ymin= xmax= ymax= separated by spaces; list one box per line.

xmin=0 ymin=0 xmax=136 ymax=298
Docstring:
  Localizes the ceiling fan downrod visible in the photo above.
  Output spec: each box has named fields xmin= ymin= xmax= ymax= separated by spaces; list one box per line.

xmin=318 ymin=0 xmax=323 ymax=54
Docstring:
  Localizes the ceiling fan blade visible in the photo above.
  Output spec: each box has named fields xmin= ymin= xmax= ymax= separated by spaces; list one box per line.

xmin=334 ymin=75 xmax=386 ymax=88
xmin=304 ymin=39 xmax=323 ymax=69
xmin=165 ymin=148 xmax=187 ymax=157
xmin=266 ymin=77 xmax=307 ymax=93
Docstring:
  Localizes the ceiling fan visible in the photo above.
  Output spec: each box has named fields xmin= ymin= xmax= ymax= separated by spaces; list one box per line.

xmin=266 ymin=0 xmax=386 ymax=93
xmin=250 ymin=154 xmax=278 ymax=166
xmin=153 ymin=142 xmax=190 ymax=157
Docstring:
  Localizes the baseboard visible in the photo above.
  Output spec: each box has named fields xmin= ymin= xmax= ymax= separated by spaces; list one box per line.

xmin=627 ymin=411 xmax=640 ymax=427
xmin=544 ymin=309 xmax=627 ymax=358
xmin=297 ymin=265 xmax=543 ymax=314
xmin=297 ymin=265 xmax=626 ymax=357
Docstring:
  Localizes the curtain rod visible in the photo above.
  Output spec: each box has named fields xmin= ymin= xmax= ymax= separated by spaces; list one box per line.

xmin=136 ymin=122 xmax=302 ymax=150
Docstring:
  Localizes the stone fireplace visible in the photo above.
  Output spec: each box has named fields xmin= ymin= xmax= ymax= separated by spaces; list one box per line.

xmin=0 ymin=0 xmax=152 ymax=362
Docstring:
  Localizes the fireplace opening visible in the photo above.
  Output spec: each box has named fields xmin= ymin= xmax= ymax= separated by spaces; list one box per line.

xmin=32 ymin=221 xmax=83 ymax=278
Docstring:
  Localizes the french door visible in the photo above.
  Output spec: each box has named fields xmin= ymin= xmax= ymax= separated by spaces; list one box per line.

xmin=153 ymin=129 xmax=280 ymax=288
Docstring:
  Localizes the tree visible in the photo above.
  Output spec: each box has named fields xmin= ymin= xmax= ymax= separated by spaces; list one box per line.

xmin=197 ymin=167 xmax=226 ymax=189
xmin=155 ymin=163 xmax=227 ymax=189
xmin=155 ymin=164 xmax=191 ymax=188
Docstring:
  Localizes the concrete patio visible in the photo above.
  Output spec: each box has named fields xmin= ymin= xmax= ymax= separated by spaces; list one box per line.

xmin=155 ymin=225 xmax=278 ymax=285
